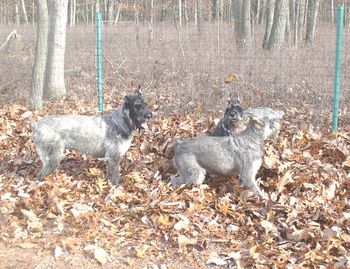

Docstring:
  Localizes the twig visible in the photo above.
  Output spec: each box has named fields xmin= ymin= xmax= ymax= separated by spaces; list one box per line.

xmin=0 ymin=29 xmax=17 ymax=52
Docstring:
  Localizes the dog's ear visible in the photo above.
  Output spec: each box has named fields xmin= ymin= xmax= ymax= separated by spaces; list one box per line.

xmin=228 ymin=94 xmax=241 ymax=106
xmin=252 ymin=117 xmax=264 ymax=129
xmin=134 ymin=85 xmax=142 ymax=96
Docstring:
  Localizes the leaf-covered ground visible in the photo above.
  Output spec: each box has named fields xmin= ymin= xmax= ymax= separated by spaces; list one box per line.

xmin=1 ymin=100 xmax=350 ymax=268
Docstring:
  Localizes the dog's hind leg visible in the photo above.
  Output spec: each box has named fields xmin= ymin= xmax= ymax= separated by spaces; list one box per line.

xmin=36 ymin=141 xmax=65 ymax=180
xmin=172 ymin=154 xmax=206 ymax=186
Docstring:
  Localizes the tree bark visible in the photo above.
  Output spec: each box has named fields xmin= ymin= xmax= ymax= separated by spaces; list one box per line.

xmin=29 ymin=0 xmax=49 ymax=110
xmin=267 ymin=0 xmax=288 ymax=51
xmin=44 ymin=0 xmax=69 ymax=100
xmin=305 ymin=0 xmax=320 ymax=46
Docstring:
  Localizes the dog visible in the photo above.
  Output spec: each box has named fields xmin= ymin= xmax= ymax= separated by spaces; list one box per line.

xmin=31 ymin=86 xmax=152 ymax=185
xmin=171 ymin=109 xmax=284 ymax=196
xmin=211 ymin=98 xmax=244 ymax=136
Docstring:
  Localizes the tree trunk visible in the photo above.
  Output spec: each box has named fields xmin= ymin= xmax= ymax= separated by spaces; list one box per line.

xmin=195 ymin=0 xmax=201 ymax=32
xmin=262 ymin=0 xmax=275 ymax=49
xmin=179 ymin=0 xmax=182 ymax=27
xmin=0 ymin=2 xmax=3 ymax=25
xmin=305 ymin=0 xmax=320 ymax=46
xmin=267 ymin=0 xmax=288 ymax=51
xmin=297 ymin=0 xmax=306 ymax=41
xmin=148 ymin=0 xmax=154 ymax=44
xmin=114 ymin=1 xmax=122 ymax=24
xmin=15 ymin=4 xmax=20 ymax=25
xmin=212 ymin=0 xmax=217 ymax=21
xmin=20 ymin=0 xmax=29 ymax=24
xmin=107 ymin=0 xmax=114 ymax=25
xmin=29 ymin=0 xmax=49 ymax=110
xmin=69 ymin=0 xmax=76 ymax=26
xmin=44 ymin=0 xmax=69 ymax=100
xmin=234 ymin=0 xmax=252 ymax=52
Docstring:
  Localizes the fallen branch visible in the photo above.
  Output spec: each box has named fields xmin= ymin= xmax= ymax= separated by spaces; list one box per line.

xmin=0 ymin=29 xmax=17 ymax=52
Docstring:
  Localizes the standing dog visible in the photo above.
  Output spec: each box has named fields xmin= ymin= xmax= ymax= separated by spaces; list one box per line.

xmin=32 ymin=86 xmax=152 ymax=185
xmin=171 ymin=109 xmax=284 ymax=196
xmin=211 ymin=98 xmax=244 ymax=136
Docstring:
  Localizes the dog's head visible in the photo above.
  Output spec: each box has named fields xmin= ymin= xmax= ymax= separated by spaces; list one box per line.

xmin=223 ymin=98 xmax=244 ymax=127
xmin=246 ymin=108 xmax=284 ymax=140
xmin=124 ymin=86 xmax=152 ymax=130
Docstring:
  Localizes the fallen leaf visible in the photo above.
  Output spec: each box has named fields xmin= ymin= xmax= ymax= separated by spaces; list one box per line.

xmin=135 ymin=245 xmax=149 ymax=258
xmin=94 ymin=247 xmax=108 ymax=265
xmin=18 ymin=242 xmax=36 ymax=249
xmin=206 ymin=255 xmax=227 ymax=265
xmin=277 ymin=171 xmax=293 ymax=193
xmin=54 ymin=246 xmax=64 ymax=258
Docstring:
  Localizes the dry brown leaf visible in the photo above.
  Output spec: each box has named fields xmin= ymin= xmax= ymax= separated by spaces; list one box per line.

xmin=89 ymin=167 xmax=102 ymax=176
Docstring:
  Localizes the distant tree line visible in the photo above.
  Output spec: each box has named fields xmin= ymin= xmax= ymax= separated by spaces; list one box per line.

xmin=0 ymin=0 xmax=345 ymax=26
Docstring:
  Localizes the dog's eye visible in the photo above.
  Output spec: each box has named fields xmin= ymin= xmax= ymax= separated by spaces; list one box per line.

xmin=135 ymin=104 xmax=142 ymax=109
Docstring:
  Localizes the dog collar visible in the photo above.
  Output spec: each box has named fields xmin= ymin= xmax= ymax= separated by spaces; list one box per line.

xmin=222 ymin=121 xmax=234 ymax=136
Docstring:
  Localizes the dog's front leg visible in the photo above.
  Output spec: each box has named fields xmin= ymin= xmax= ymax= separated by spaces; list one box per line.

xmin=106 ymin=155 xmax=121 ymax=186
xmin=239 ymin=159 xmax=264 ymax=197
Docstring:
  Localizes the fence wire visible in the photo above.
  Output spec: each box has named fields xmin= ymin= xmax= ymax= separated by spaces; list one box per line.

xmin=0 ymin=4 xmax=349 ymax=130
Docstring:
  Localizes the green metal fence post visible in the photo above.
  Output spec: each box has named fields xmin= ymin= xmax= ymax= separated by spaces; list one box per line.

xmin=96 ymin=12 xmax=103 ymax=112
xmin=332 ymin=4 xmax=344 ymax=131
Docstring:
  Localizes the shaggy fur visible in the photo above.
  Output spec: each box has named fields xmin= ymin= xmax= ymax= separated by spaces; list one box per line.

xmin=171 ymin=109 xmax=284 ymax=196
xmin=32 ymin=86 xmax=152 ymax=185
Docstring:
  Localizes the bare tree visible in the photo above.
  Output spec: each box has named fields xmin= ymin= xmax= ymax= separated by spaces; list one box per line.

xmin=195 ymin=0 xmax=202 ymax=32
xmin=305 ymin=0 xmax=320 ymax=46
xmin=44 ymin=0 xmax=69 ymax=99
xmin=29 ymin=0 xmax=48 ymax=110
xmin=267 ymin=0 xmax=288 ymax=51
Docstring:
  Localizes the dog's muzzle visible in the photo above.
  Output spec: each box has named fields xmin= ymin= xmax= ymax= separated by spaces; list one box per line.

xmin=138 ymin=111 xmax=152 ymax=130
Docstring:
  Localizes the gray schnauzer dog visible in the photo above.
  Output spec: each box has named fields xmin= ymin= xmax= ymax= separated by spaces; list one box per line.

xmin=32 ymin=86 xmax=152 ymax=185
xmin=211 ymin=98 xmax=244 ymax=136
xmin=171 ymin=108 xmax=284 ymax=196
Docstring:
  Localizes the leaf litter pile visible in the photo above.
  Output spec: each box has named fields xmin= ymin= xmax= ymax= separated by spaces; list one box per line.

xmin=1 ymin=99 xmax=350 ymax=268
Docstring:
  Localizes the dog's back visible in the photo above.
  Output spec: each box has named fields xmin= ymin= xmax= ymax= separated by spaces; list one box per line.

xmin=32 ymin=115 xmax=108 ymax=155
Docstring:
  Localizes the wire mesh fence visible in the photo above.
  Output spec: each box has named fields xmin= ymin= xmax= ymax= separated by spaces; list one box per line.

xmin=0 ymin=1 xmax=349 ymax=131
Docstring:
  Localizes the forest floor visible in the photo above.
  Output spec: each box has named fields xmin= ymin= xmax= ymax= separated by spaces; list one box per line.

xmin=1 ymin=99 xmax=350 ymax=268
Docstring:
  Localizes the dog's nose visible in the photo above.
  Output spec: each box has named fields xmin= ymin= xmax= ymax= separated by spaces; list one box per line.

xmin=145 ymin=111 xmax=152 ymax=119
